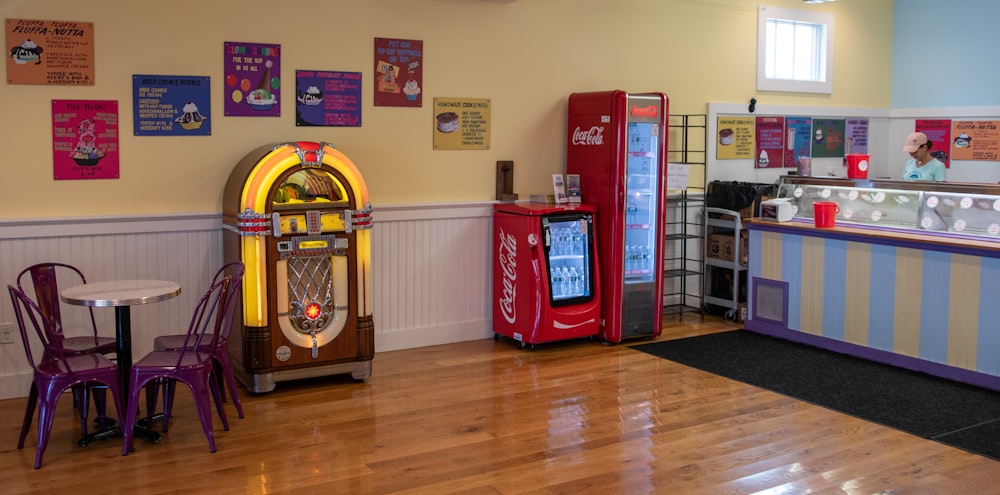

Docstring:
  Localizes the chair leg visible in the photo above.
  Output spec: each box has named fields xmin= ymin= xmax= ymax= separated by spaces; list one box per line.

xmin=75 ymin=386 xmax=89 ymax=437
xmin=185 ymin=377 xmax=217 ymax=453
xmin=215 ymin=352 xmax=244 ymax=418
xmin=18 ymin=385 xmax=38 ymax=450
xmin=162 ymin=380 xmax=174 ymax=432
xmin=209 ymin=372 xmax=230 ymax=432
xmin=34 ymin=394 xmax=60 ymax=469
xmin=144 ymin=379 xmax=160 ymax=429
xmin=92 ymin=385 xmax=108 ymax=426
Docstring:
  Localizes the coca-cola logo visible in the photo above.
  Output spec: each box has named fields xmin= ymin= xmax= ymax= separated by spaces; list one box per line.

xmin=630 ymin=105 xmax=658 ymax=118
xmin=497 ymin=228 xmax=517 ymax=324
xmin=571 ymin=126 xmax=605 ymax=146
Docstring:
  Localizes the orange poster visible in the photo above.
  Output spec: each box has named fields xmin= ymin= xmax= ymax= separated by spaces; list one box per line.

xmin=716 ymin=116 xmax=755 ymax=159
xmin=6 ymin=19 xmax=95 ymax=85
xmin=951 ymin=120 xmax=1000 ymax=161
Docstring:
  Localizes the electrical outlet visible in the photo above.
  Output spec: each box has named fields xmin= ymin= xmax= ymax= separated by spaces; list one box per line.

xmin=0 ymin=322 xmax=14 ymax=344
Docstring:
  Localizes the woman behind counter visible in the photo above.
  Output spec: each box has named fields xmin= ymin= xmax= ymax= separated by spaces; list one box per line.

xmin=901 ymin=131 xmax=946 ymax=181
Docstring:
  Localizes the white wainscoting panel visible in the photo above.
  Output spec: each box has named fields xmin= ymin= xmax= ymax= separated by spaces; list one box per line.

xmin=0 ymin=203 xmax=496 ymax=398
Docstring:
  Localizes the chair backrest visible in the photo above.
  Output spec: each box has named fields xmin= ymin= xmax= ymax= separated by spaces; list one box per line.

xmin=210 ymin=262 xmax=244 ymax=341
xmin=173 ymin=276 xmax=232 ymax=367
xmin=8 ymin=285 xmax=70 ymax=370
xmin=16 ymin=263 xmax=98 ymax=344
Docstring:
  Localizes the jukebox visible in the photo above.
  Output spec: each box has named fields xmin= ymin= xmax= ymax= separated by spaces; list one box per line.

xmin=223 ymin=141 xmax=374 ymax=393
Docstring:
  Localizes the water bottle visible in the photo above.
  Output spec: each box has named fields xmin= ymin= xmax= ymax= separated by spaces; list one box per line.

xmin=568 ymin=267 xmax=580 ymax=296
xmin=551 ymin=266 xmax=563 ymax=297
xmin=572 ymin=230 xmax=582 ymax=255
xmin=561 ymin=267 xmax=572 ymax=297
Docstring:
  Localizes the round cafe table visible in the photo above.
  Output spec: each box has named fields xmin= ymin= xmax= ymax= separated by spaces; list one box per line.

xmin=61 ymin=279 xmax=181 ymax=445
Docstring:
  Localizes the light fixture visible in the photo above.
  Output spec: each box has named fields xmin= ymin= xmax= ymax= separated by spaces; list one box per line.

xmin=803 ymin=0 xmax=836 ymax=3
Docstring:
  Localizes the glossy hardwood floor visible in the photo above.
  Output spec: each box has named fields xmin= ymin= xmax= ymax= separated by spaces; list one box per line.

xmin=4 ymin=315 xmax=1000 ymax=494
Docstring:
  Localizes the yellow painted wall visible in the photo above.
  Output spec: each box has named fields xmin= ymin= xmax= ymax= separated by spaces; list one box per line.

xmin=0 ymin=0 xmax=893 ymax=218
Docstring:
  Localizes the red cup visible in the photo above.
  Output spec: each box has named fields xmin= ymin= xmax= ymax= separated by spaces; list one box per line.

xmin=813 ymin=201 xmax=840 ymax=228
xmin=846 ymin=154 xmax=870 ymax=179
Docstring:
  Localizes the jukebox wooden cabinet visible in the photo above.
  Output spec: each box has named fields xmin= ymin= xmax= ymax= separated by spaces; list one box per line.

xmin=223 ymin=141 xmax=374 ymax=393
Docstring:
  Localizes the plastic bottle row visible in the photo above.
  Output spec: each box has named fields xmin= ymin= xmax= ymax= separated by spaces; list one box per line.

xmin=625 ymin=244 xmax=652 ymax=272
xmin=549 ymin=226 xmax=587 ymax=256
xmin=550 ymin=266 xmax=586 ymax=298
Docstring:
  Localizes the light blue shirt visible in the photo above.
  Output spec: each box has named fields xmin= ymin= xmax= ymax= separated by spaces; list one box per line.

xmin=902 ymin=158 xmax=946 ymax=181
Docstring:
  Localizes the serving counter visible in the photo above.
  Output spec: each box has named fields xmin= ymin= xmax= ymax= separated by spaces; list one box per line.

xmin=744 ymin=176 xmax=1000 ymax=391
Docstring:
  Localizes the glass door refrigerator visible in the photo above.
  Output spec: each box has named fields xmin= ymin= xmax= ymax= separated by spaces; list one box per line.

xmin=492 ymin=203 xmax=601 ymax=349
xmin=566 ymin=90 xmax=669 ymax=343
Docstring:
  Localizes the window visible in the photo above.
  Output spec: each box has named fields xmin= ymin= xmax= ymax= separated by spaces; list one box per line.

xmin=757 ymin=5 xmax=834 ymax=94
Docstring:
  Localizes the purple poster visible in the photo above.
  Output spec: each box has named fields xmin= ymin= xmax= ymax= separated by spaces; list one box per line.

xmin=785 ymin=116 xmax=813 ymax=167
xmin=224 ymin=42 xmax=280 ymax=117
xmin=755 ymin=116 xmax=785 ymax=169
xmin=295 ymin=70 xmax=362 ymax=127
xmin=845 ymin=118 xmax=869 ymax=154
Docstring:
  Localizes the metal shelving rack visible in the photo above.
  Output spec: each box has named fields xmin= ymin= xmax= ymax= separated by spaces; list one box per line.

xmin=662 ymin=114 xmax=707 ymax=320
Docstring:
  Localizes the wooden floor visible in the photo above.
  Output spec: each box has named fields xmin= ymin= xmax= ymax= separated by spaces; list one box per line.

xmin=4 ymin=315 xmax=1000 ymax=494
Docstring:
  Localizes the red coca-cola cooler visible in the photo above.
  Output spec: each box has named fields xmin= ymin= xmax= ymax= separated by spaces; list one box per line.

xmin=492 ymin=202 xmax=601 ymax=349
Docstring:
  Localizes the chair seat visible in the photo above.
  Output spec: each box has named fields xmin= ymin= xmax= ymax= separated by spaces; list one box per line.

xmin=36 ymin=352 xmax=118 ymax=377
xmin=134 ymin=350 xmax=214 ymax=370
xmin=153 ymin=334 xmax=213 ymax=352
xmin=62 ymin=336 xmax=117 ymax=355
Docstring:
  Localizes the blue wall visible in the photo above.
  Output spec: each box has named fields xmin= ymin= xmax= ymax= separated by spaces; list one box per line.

xmin=892 ymin=0 xmax=1000 ymax=108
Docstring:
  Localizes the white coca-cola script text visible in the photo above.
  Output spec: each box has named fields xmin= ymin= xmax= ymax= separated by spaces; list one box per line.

xmin=497 ymin=228 xmax=518 ymax=324
xmin=571 ymin=126 xmax=605 ymax=146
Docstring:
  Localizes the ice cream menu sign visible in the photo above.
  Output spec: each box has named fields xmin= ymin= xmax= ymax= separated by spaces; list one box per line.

xmin=716 ymin=116 xmax=754 ymax=159
xmin=223 ymin=42 xmax=280 ymax=117
xmin=52 ymin=99 xmax=119 ymax=180
xmin=6 ymin=19 xmax=95 ymax=85
xmin=432 ymin=97 xmax=491 ymax=150
xmin=295 ymin=70 xmax=362 ymax=127
xmin=754 ymin=116 xmax=785 ymax=169
xmin=374 ymin=38 xmax=423 ymax=108
xmin=132 ymin=75 xmax=211 ymax=136
xmin=810 ymin=118 xmax=845 ymax=158
xmin=950 ymin=120 xmax=1000 ymax=161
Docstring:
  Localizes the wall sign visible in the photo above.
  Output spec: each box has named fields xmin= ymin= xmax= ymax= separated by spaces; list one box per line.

xmin=432 ymin=97 xmax=490 ymax=150
xmin=52 ymin=99 xmax=119 ymax=180
xmin=6 ymin=18 xmax=95 ymax=85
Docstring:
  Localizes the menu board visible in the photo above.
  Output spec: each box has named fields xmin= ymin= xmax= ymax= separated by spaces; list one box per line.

xmin=916 ymin=119 xmax=952 ymax=167
xmin=754 ymin=116 xmax=785 ymax=169
xmin=845 ymin=118 xmax=869 ymax=154
xmin=432 ymin=97 xmax=491 ymax=150
xmin=223 ymin=42 xmax=281 ymax=117
xmin=716 ymin=116 xmax=754 ymax=159
xmin=132 ymin=75 xmax=211 ymax=136
xmin=950 ymin=120 xmax=1000 ymax=161
xmin=52 ymin=99 xmax=119 ymax=180
xmin=785 ymin=116 xmax=813 ymax=167
xmin=374 ymin=38 xmax=423 ymax=107
xmin=295 ymin=70 xmax=362 ymax=127
xmin=811 ymin=118 xmax=845 ymax=158
xmin=6 ymin=19 xmax=94 ymax=85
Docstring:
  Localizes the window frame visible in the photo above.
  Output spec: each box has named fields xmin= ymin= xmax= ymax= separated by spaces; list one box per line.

xmin=756 ymin=5 xmax=834 ymax=94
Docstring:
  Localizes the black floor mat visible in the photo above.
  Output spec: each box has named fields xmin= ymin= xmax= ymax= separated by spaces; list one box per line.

xmin=631 ymin=330 xmax=1000 ymax=460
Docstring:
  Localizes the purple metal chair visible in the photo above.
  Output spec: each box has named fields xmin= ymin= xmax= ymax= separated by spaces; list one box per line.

xmin=8 ymin=285 xmax=125 ymax=469
xmin=121 ymin=275 xmax=232 ymax=455
xmin=149 ymin=262 xmax=245 ymax=428
xmin=16 ymin=262 xmax=117 ymax=435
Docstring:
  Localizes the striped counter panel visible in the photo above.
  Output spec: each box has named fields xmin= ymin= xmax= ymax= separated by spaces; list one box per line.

xmin=748 ymin=228 xmax=1000 ymax=378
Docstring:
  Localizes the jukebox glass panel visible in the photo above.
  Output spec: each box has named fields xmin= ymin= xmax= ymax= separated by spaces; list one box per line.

xmin=273 ymin=169 xmax=345 ymax=204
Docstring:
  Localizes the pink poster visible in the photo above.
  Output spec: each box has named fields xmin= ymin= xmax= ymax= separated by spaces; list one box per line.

xmin=916 ymin=119 xmax=952 ymax=168
xmin=52 ymin=99 xmax=119 ymax=180
xmin=755 ymin=116 xmax=785 ymax=169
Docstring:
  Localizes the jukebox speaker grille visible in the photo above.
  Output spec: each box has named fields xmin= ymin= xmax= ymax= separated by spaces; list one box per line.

xmin=287 ymin=256 xmax=335 ymax=333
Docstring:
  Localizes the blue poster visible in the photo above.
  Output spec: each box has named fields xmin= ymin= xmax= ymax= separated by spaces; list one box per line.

xmin=132 ymin=75 xmax=211 ymax=136
xmin=295 ymin=70 xmax=362 ymax=127
xmin=784 ymin=116 xmax=813 ymax=167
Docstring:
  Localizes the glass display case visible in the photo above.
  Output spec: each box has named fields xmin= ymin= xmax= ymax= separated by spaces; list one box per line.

xmin=775 ymin=176 xmax=1000 ymax=240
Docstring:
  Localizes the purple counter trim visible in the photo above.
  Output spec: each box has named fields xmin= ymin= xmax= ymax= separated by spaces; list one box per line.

xmin=744 ymin=319 xmax=1000 ymax=393
xmin=749 ymin=220 xmax=1000 ymax=259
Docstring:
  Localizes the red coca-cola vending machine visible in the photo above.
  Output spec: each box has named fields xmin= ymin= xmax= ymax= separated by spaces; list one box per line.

xmin=492 ymin=203 xmax=601 ymax=349
xmin=566 ymin=90 xmax=668 ymax=343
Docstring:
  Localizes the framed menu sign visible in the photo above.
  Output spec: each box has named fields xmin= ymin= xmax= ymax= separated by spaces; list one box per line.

xmin=6 ymin=19 xmax=95 ymax=85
